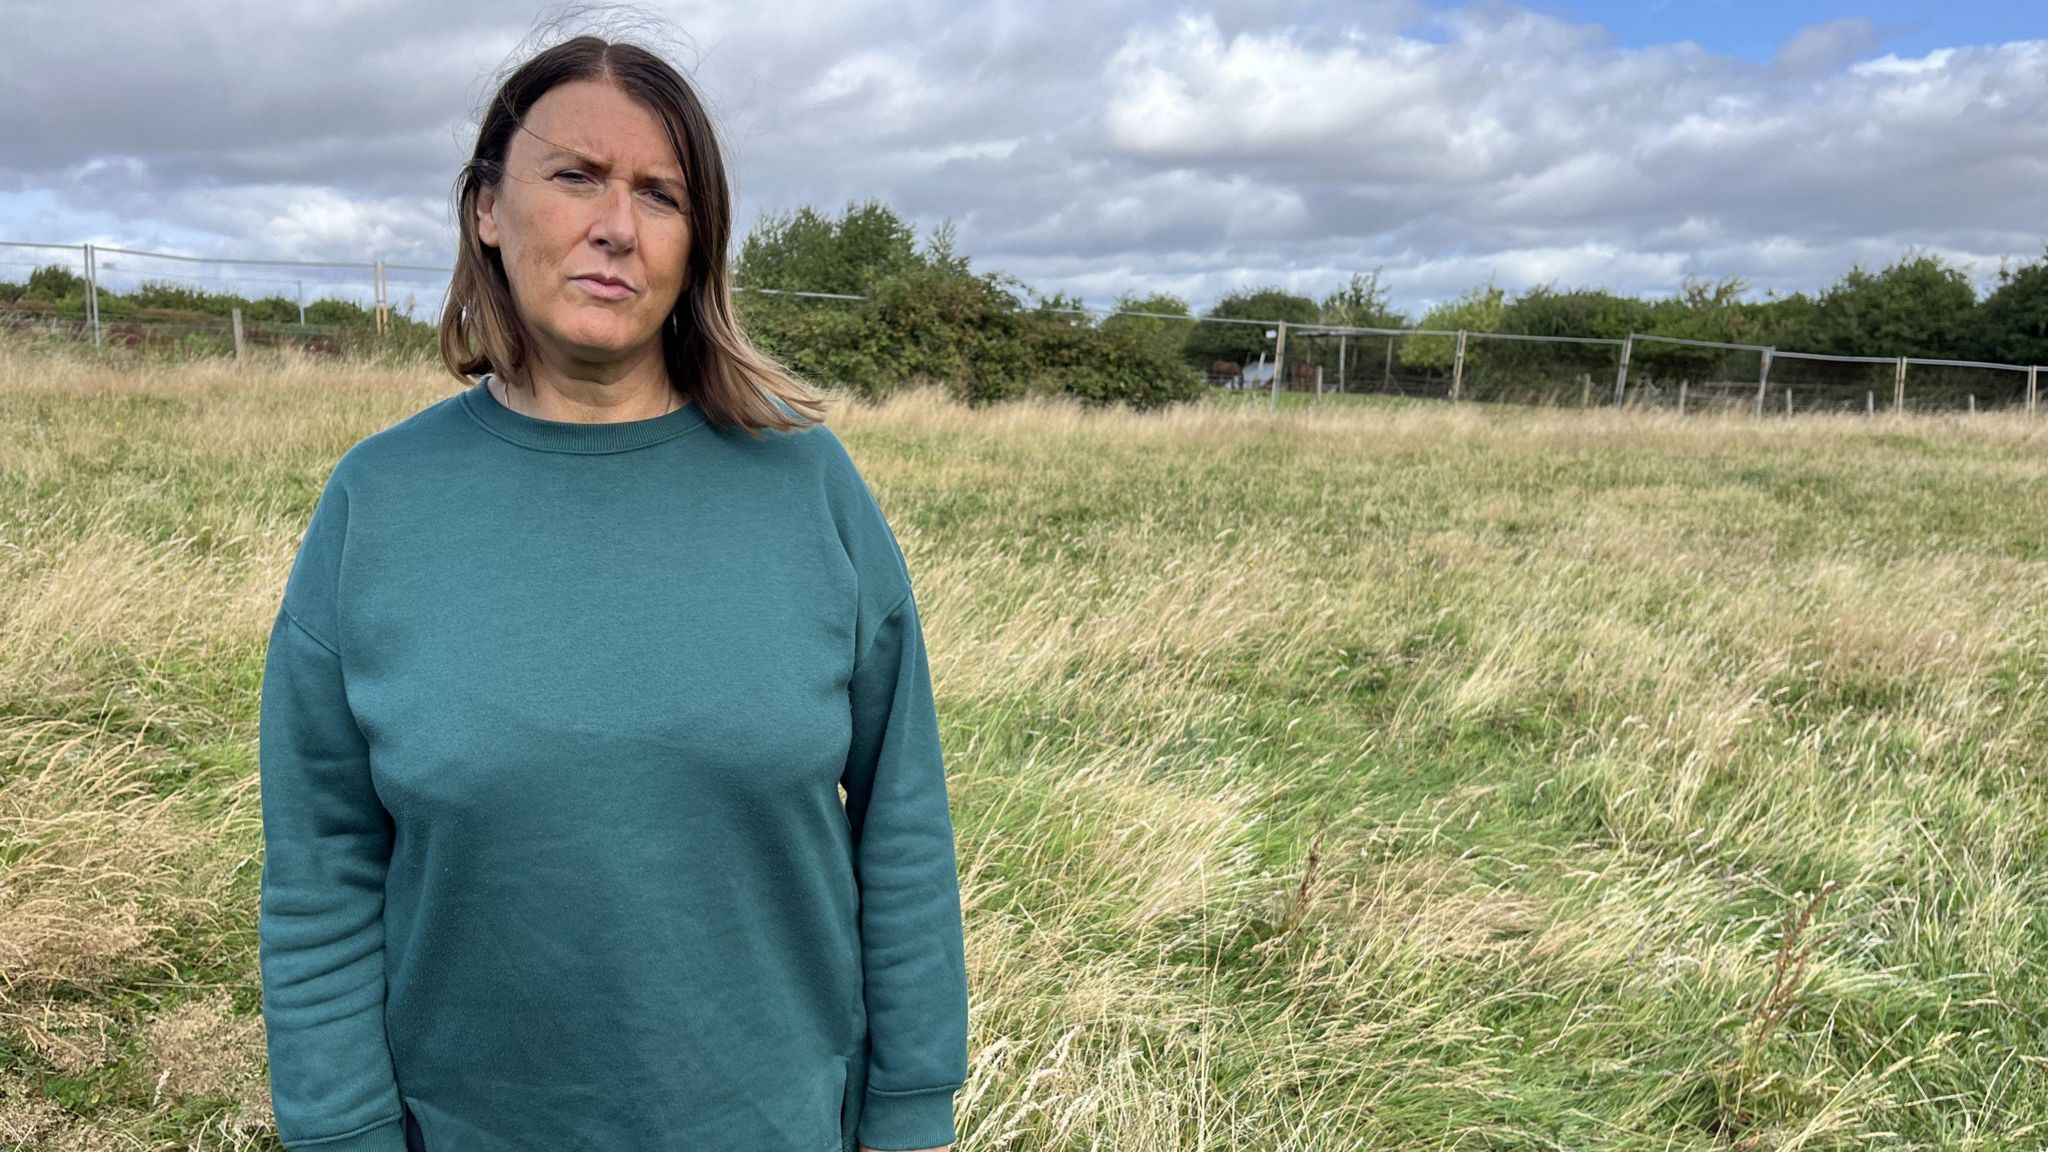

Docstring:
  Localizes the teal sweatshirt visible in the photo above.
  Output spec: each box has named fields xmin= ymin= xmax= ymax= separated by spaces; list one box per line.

xmin=257 ymin=376 xmax=969 ymax=1152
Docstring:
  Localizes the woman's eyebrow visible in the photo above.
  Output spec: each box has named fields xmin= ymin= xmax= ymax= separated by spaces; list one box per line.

xmin=541 ymin=147 xmax=685 ymax=193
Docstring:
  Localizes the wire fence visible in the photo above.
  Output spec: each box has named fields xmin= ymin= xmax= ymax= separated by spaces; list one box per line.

xmin=1197 ymin=324 xmax=2038 ymax=416
xmin=3 ymin=239 xmax=2040 ymax=417
xmin=0 ymin=239 xmax=446 ymax=345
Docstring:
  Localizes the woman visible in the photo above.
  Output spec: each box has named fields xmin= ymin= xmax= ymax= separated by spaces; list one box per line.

xmin=256 ymin=33 xmax=967 ymax=1152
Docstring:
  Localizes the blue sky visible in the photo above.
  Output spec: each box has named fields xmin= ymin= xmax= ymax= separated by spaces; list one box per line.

xmin=1 ymin=1 xmax=2043 ymax=317
xmin=1521 ymin=0 xmax=2028 ymax=59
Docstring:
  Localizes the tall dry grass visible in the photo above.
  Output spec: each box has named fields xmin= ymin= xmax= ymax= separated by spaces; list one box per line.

xmin=2 ymin=339 xmax=2043 ymax=1150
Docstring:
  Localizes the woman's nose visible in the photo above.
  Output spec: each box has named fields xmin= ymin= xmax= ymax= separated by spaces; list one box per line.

xmin=588 ymin=179 xmax=638 ymax=250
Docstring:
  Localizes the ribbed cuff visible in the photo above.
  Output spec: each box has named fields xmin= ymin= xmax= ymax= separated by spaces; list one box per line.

xmin=282 ymin=1115 xmax=408 ymax=1152
xmin=857 ymin=1083 xmax=960 ymax=1150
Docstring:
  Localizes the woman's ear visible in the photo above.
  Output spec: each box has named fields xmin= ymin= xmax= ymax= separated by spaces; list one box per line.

xmin=477 ymin=184 xmax=500 ymax=249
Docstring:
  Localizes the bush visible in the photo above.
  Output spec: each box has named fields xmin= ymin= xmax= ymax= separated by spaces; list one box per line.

xmin=25 ymin=264 xmax=85 ymax=301
xmin=741 ymin=259 xmax=1203 ymax=410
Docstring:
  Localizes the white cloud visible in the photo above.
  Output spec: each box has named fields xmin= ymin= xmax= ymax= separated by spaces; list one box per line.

xmin=0 ymin=0 xmax=2043 ymax=316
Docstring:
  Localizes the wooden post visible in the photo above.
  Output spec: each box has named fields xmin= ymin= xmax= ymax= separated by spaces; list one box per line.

xmin=2031 ymin=366 xmax=2039 ymax=416
xmin=232 ymin=307 xmax=245 ymax=363
xmin=1382 ymin=337 xmax=1394 ymax=392
xmin=1614 ymin=334 xmax=1634 ymax=406
xmin=1894 ymin=356 xmax=1907 ymax=411
xmin=1678 ymin=378 xmax=1687 ymax=416
xmin=1451 ymin=329 xmax=1468 ymax=402
xmin=1315 ymin=364 xmax=1324 ymax=397
xmin=1968 ymin=394 xmax=1976 ymax=414
xmin=1336 ymin=335 xmax=1347 ymax=393
xmin=1754 ymin=348 xmax=1773 ymax=418
xmin=1866 ymin=391 xmax=1874 ymax=415
xmin=1580 ymin=373 xmax=1591 ymax=408
xmin=1784 ymin=388 xmax=1793 ymax=416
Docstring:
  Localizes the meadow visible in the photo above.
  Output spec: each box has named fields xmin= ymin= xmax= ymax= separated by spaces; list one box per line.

xmin=0 ymin=343 xmax=2043 ymax=1150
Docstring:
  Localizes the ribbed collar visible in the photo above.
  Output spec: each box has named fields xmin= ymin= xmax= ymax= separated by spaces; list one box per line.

xmin=461 ymin=373 xmax=709 ymax=454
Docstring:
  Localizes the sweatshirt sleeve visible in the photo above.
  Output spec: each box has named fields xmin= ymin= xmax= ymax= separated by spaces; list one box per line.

xmin=257 ymin=470 xmax=408 ymax=1152
xmin=841 ymin=586 xmax=971 ymax=1151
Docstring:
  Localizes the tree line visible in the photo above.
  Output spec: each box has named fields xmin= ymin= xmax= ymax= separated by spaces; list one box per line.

xmin=7 ymin=201 xmax=2044 ymax=409
xmin=733 ymin=201 xmax=2047 ymax=407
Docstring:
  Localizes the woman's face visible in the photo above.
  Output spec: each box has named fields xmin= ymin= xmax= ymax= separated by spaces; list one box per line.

xmin=476 ymin=79 xmax=691 ymax=373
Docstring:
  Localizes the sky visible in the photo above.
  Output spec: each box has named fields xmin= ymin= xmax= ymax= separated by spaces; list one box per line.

xmin=1 ymin=0 xmax=2043 ymax=318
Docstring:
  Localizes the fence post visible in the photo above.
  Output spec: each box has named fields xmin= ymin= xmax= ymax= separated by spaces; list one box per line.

xmin=1678 ymin=378 xmax=1687 ymax=416
xmin=1894 ymin=356 xmax=1907 ymax=412
xmin=1315 ymin=364 xmax=1324 ymax=397
xmin=83 ymin=242 xmax=102 ymax=346
xmin=1614 ymin=333 xmax=1634 ymax=406
xmin=1754 ymin=347 xmax=1773 ymax=418
xmin=232 ymin=307 xmax=245 ymax=363
xmin=2030 ymin=366 xmax=2038 ymax=415
xmin=1337 ymin=335 xmax=1347 ymax=393
xmin=1382 ymin=337 xmax=1394 ymax=391
xmin=1451 ymin=329 xmax=1468 ymax=402
xmin=1269 ymin=320 xmax=1286 ymax=413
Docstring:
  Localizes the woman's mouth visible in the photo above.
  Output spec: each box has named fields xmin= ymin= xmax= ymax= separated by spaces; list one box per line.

xmin=572 ymin=276 xmax=635 ymax=301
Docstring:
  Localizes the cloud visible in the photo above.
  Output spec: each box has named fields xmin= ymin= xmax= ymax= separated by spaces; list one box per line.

xmin=0 ymin=0 xmax=2042 ymax=316
xmin=1772 ymin=18 xmax=1888 ymax=78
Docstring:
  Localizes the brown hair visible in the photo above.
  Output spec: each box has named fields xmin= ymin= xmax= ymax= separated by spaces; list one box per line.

xmin=438 ymin=33 xmax=829 ymax=436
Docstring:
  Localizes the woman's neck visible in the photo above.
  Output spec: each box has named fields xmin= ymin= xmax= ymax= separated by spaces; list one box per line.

xmin=489 ymin=344 xmax=675 ymax=426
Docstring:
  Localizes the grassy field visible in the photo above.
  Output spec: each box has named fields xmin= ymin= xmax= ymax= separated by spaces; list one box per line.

xmin=1 ymin=344 xmax=2043 ymax=1151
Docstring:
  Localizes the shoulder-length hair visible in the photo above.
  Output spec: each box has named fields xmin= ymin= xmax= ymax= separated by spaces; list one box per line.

xmin=438 ymin=34 xmax=829 ymax=436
